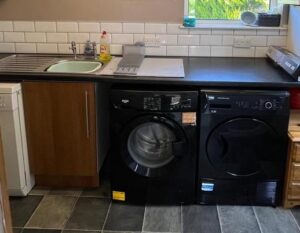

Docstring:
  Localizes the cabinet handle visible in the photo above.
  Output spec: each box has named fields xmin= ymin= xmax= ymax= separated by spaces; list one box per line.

xmin=85 ymin=91 xmax=90 ymax=138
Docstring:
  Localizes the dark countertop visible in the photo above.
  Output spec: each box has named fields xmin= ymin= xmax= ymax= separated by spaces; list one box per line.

xmin=0 ymin=54 xmax=299 ymax=89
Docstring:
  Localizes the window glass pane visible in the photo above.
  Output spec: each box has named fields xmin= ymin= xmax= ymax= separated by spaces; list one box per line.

xmin=189 ymin=0 xmax=270 ymax=20
xmin=278 ymin=0 xmax=299 ymax=4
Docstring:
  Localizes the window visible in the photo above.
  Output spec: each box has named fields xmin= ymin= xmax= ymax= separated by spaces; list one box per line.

xmin=186 ymin=0 xmax=300 ymax=20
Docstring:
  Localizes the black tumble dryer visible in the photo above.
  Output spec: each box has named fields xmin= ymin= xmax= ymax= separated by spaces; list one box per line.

xmin=110 ymin=89 xmax=198 ymax=204
xmin=197 ymin=90 xmax=290 ymax=206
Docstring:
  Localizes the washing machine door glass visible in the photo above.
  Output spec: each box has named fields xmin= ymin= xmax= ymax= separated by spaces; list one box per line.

xmin=122 ymin=115 xmax=187 ymax=177
xmin=207 ymin=118 xmax=280 ymax=177
xmin=128 ymin=122 xmax=176 ymax=169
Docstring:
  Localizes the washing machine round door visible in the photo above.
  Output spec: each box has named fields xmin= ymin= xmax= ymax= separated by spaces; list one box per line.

xmin=206 ymin=118 xmax=281 ymax=177
xmin=122 ymin=115 xmax=188 ymax=177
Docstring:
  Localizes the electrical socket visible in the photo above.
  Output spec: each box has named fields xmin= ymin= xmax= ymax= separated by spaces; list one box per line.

xmin=144 ymin=35 xmax=162 ymax=47
xmin=233 ymin=37 xmax=252 ymax=48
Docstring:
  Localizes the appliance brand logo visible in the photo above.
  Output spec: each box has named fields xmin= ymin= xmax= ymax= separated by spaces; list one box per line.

xmin=121 ymin=99 xmax=130 ymax=104
xmin=217 ymin=97 xmax=230 ymax=100
xmin=201 ymin=183 xmax=214 ymax=192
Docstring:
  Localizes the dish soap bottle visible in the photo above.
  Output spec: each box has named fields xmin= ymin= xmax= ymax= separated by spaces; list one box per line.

xmin=99 ymin=31 xmax=112 ymax=63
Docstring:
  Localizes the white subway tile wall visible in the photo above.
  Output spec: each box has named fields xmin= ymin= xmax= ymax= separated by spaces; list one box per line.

xmin=167 ymin=46 xmax=188 ymax=56
xmin=13 ymin=21 xmax=35 ymax=32
xmin=189 ymin=46 xmax=211 ymax=57
xmin=178 ymin=35 xmax=199 ymax=46
xmin=37 ymin=43 xmax=57 ymax=53
xmin=145 ymin=23 xmax=167 ymax=34
xmin=101 ymin=23 xmax=122 ymax=33
xmin=4 ymin=32 xmax=25 ymax=42
xmin=68 ymin=33 xmax=90 ymax=43
xmin=0 ymin=21 xmax=13 ymax=32
xmin=35 ymin=22 xmax=56 ymax=32
xmin=57 ymin=22 xmax=78 ymax=32
xmin=15 ymin=43 xmax=36 ymax=53
xmin=46 ymin=33 xmax=68 ymax=43
xmin=25 ymin=33 xmax=46 ymax=43
xmin=0 ymin=21 xmax=288 ymax=57
xmin=123 ymin=23 xmax=144 ymax=33
xmin=145 ymin=46 xmax=167 ymax=56
xmin=0 ymin=43 xmax=15 ymax=53
xmin=78 ymin=22 xmax=100 ymax=33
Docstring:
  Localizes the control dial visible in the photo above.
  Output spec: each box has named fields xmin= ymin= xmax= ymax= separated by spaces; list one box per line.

xmin=264 ymin=101 xmax=273 ymax=109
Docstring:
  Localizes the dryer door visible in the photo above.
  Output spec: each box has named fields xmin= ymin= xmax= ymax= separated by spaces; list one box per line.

xmin=206 ymin=118 xmax=281 ymax=177
xmin=121 ymin=115 xmax=188 ymax=177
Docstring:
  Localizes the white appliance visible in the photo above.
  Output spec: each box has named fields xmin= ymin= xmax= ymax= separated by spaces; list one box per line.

xmin=0 ymin=83 xmax=34 ymax=196
xmin=288 ymin=5 xmax=300 ymax=56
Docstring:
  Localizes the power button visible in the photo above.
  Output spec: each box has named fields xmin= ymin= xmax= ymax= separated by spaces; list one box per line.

xmin=265 ymin=101 xmax=273 ymax=109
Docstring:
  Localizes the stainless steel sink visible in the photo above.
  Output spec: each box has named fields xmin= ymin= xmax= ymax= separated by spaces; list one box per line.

xmin=46 ymin=60 xmax=103 ymax=73
xmin=0 ymin=55 xmax=103 ymax=74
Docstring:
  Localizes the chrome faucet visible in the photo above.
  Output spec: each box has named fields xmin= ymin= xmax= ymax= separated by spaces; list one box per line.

xmin=92 ymin=42 xmax=97 ymax=60
xmin=69 ymin=41 xmax=77 ymax=59
xmin=84 ymin=40 xmax=98 ymax=60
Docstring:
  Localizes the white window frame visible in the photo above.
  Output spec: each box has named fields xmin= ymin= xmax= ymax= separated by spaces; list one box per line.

xmin=184 ymin=0 xmax=286 ymax=20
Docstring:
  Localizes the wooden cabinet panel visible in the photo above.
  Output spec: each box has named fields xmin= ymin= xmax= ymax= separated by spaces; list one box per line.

xmin=22 ymin=81 xmax=97 ymax=177
xmin=283 ymin=111 xmax=300 ymax=208
xmin=0 ymin=133 xmax=13 ymax=233
xmin=290 ymin=163 xmax=300 ymax=181
xmin=288 ymin=182 xmax=300 ymax=200
xmin=293 ymin=143 xmax=300 ymax=161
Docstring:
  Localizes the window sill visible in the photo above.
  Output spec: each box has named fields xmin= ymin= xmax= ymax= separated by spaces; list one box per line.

xmin=180 ymin=20 xmax=287 ymax=30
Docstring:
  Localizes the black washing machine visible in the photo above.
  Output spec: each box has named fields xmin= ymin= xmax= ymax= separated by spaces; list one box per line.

xmin=198 ymin=90 xmax=290 ymax=206
xmin=110 ymin=89 xmax=198 ymax=204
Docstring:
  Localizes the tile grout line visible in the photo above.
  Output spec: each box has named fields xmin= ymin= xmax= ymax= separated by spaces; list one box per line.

xmin=22 ymin=195 xmax=46 ymax=229
xmin=252 ymin=206 xmax=264 ymax=233
xmin=288 ymin=209 xmax=300 ymax=232
xmin=141 ymin=203 xmax=147 ymax=232
xmin=216 ymin=205 xmax=224 ymax=233
xmin=101 ymin=200 xmax=112 ymax=232
xmin=61 ymin=193 xmax=81 ymax=231
xmin=180 ymin=204 xmax=183 ymax=233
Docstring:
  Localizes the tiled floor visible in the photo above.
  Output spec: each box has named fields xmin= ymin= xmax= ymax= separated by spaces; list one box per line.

xmin=9 ymin=179 xmax=300 ymax=233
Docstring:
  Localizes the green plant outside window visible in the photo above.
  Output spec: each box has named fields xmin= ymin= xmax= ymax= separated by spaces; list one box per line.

xmin=188 ymin=0 xmax=299 ymax=20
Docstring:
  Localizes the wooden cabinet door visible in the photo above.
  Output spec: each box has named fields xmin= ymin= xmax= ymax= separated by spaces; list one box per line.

xmin=0 ymin=133 xmax=13 ymax=233
xmin=22 ymin=81 xmax=97 ymax=177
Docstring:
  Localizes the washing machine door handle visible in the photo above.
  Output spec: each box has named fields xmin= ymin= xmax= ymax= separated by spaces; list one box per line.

xmin=172 ymin=140 xmax=186 ymax=158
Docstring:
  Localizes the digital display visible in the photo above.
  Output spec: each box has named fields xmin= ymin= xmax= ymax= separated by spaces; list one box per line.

xmin=143 ymin=97 xmax=161 ymax=111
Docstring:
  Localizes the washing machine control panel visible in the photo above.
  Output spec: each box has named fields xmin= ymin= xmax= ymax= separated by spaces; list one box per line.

xmin=111 ymin=90 xmax=198 ymax=112
xmin=143 ymin=94 xmax=195 ymax=111
xmin=203 ymin=90 xmax=290 ymax=114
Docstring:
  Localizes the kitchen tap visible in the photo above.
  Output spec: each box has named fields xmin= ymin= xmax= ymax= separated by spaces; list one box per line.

xmin=92 ymin=42 xmax=97 ymax=60
xmin=69 ymin=41 xmax=77 ymax=60
xmin=84 ymin=40 xmax=98 ymax=60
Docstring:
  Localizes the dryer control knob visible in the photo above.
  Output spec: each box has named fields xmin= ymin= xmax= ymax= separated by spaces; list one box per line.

xmin=265 ymin=101 xmax=273 ymax=109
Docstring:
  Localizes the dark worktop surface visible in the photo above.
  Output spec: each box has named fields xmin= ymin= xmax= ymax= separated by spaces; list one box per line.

xmin=0 ymin=54 xmax=299 ymax=89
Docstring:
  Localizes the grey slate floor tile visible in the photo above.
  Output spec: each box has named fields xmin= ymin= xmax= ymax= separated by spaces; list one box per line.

xmin=25 ymin=195 xmax=77 ymax=229
xmin=291 ymin=207 xmax=300 ymax=227
xmin=254 ymin=206 xmax=300 ymax=233
xmin=143 ymin=205 xmax=181 ymax=232
xmin=65 ymin=197 xmax=110 ymax=231
xmin=48 ymin=189 xmax=82 ymax=197
xmin=29 ymin=187 xmax=50 ymax=196
xmin=81 ymin=179 xmax=111 ymax=198
xmin=63 ymin=231 xmax=100 ymax=233
xmin=13 ymin=228 xmax=23 ymax=233
xmin=103 ymin=232 xmax=140 ymax=233
xmin=104 ymin=202 xmax=145 ymax=232
xmin=10 ymin=196 xmax=43 ymax=227
xmin=22 ymin=229 xmax=61 ymax=233
xmin=182 ymin=205 xmax=221 ymax=233
xmin=218 ymin=206 xmax=261 ymax=233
